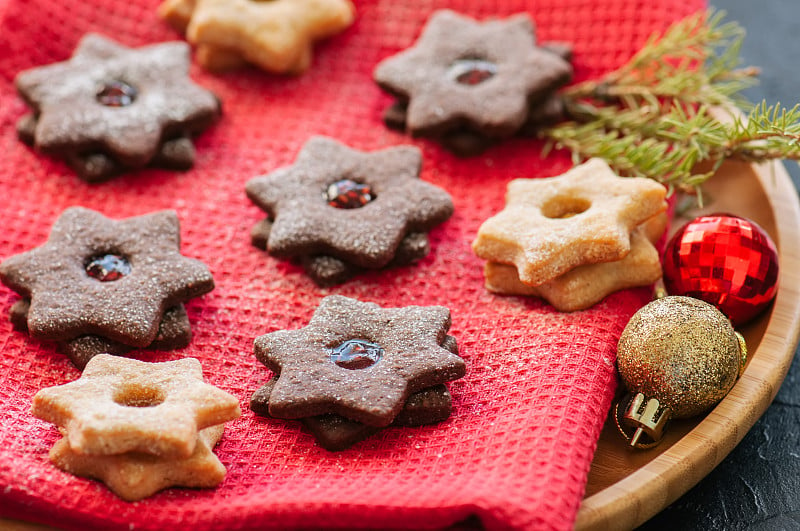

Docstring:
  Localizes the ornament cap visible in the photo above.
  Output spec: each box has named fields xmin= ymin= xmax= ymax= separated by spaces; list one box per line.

xmin=615 ymin=392 xmax=672 ymax=449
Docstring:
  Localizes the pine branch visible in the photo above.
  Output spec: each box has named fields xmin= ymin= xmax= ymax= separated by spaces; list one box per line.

xmin=540 ymin=9 xmax=800 ymax=194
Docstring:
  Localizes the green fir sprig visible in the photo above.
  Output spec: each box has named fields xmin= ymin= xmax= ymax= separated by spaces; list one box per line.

xmin=541 ymin=9 xmax=800 ymax=196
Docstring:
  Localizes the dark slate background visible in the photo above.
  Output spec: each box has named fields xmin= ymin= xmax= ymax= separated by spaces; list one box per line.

xmin=641 ymin=1 xmax=800 ymax=529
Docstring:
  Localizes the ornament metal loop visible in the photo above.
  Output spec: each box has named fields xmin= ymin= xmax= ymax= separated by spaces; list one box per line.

xmin=614 ymin=392 xmax=671 ymax=450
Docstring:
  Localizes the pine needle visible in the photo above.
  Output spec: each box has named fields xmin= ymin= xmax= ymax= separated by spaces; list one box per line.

xmin=540 ymin=9 xmax=800 ymax=196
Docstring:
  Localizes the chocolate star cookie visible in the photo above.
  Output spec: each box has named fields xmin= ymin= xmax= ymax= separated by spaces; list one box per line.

xmin=159 ymin=0 xmax=355 ymax=74
xmin=251 ymin=333 xmax=458 ymax=451
xmin=0 ymin=207 xmax=215 ymax=351
xmin=383 ymin=93 xmax=568 ymax=157
xmin=251 ymin=379 xmax=453 ymax=451
xmin=381 ymin=43 xmax=570 ymax=157
xmin=245 ymin=136 xmax=453 ymax=283
xmin=15 ymin=33 xmax=220 ymax=180
xmin=10 ymin=299 xmax=191 ymax=369
xmin=253 ymin=295 xmax=465 ymax=427
xmin=472 ymin=158 xmax=667 ymax=287
xmin=250 ymin=218 xmax=431 ymax=286
xmin=16 ymin=114 xmax=197 ymax=183
xmin=32 ymin=355 xmax=241 ymax=458
xmin=373 ymin=10 xmax=573 ymax=148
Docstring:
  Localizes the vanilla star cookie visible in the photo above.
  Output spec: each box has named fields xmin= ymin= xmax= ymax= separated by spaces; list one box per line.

xmin=472 ymin=158 xmax=667 ymax=286
xmin=177 ymin=0 xmax=355 ymax=74
xmin=484 ymin=214 xmax=667 ymax=311
xmin=50 ymin=425 xmax=226 ymax=501
xmin=32 ymin=355 xmax=241 ymax=458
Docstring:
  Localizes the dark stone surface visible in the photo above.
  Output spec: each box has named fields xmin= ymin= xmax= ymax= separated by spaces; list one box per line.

xmin=641 ymin=1 xmax=800 ymax=529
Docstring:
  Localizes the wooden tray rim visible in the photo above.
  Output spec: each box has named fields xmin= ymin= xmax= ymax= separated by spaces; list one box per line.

xmin=576 ymin=158 xmax=800 ymax=530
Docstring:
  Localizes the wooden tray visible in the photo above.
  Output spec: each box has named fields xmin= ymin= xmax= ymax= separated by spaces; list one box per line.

xmin=576 ymin=157 xmax=800 ymax=529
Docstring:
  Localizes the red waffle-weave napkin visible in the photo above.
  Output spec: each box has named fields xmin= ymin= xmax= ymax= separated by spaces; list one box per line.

xmin=0 ymin=0 xmax=704 ymax=529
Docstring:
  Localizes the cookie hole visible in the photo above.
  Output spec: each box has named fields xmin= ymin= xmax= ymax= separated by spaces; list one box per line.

xmin=447 ymin=58 xmax=497 ymax=85
xmin=85 ymin=254 xmax=131 ymax=282
xmin=113 ymin=384 xmax=165 ymax=408
xmin=96 ymin=80 xmax=138 ymax=107
xmin=329 ymin=339 xmax=383 ymax=370
xmin=541 ymin=196 xmax=591 ymax=219
xmin=324 ymin=179 xmax=375 ymax=209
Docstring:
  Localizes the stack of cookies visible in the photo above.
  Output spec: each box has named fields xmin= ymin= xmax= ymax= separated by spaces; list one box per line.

xmin=158 ymin=0 xmax=355 ymax=73
xmin=0 ymin=207 xmax=215 ymax=368
xmin=373 ymin=10 xmax=574 ymax=156
xmin=245 ymin=136 xmax=454 ymax=286
xmin=15 ymin=34 xmax=221 ymax=182
xmin=250 ymin=378 xmax=456 ymax=451
xmin=249 ymin=295 xmax=466 ymax=451
xmin=31 ymin=355 xmax=241 ymax=501
xmin=472 ymin=158 xmax=668 ymax=311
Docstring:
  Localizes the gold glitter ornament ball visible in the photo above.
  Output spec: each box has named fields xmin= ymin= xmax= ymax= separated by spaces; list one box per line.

xmin=617 ymin=296 xmax=744 ymax=419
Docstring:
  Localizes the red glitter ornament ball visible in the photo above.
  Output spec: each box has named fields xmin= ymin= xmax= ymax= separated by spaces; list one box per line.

xmin=662 ymin=213 xmax=779 ymax=326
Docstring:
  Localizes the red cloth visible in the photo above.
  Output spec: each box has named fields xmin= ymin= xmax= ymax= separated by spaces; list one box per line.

xmin=0 ymin=0 xmax=704 ymax=529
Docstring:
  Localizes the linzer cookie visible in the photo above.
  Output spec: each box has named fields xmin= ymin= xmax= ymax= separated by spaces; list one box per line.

xmin=0 ymin=207 xmax=215 ymax=367
xmin=15 ymin=34 xmax=220 ymax=182
xmin=245 ymin=136 xmax=453 ymax=285
xmin=34 ymin=355 xmax=239 ymax=500
xmin=251 ymin=379 xmax=453 ymax=451
xmin=374 ymin=10 xmax=573 ymax=154
xmin=251 ymin=218 xmax=431 ymax=286
xmin=484 ymin=214 xmax=667 ymax=311
xmin=252 ymin=295 xmax=465 ymax=429
xmin=472 ymin=158 xmax=667 ymax=288
xmin=251 ymin=334 xmax=458 ymax=451
xmin=10 ymin=300 xmax=192 ymax=370
xmin=159 ymin=0 xmax=355 ymax=74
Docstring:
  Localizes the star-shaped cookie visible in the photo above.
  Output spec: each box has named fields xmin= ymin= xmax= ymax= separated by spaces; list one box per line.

xmin=10 ymin=299 xmax=192 ymax=369
xmin=484 ymin=214 xmax=667 ymax=311
xmin=374 ymin=10 xmax=573 ymax=139
xmin=32 ymin=355 xmax=241 ymax=458
xmin=382 ymin=92 xmax=568 ymax=157
xmin=0 ymin=207 xmax=215 ymax=348
xmin=251 ymin=334 xmax=458 ymax=450
xmin=254 ymin=295 xmax=466 ymax=427
xmin=245 ymin=136 xmax=453 ymax=270
xmin=50 ymin=425 xmax=226 ymax=501
xmin=251 ymin=379 xmax=453 ymax=451
xmin=16 ymin=113 xmax=197 ymax=183
xmin=172 ymin=0 xmax=355 ymax=74
xmin=472 ymin=158 xmax=667 ymax=286
xmin=15 ymin=33 xmax=220 ymax=176
xmin=250 ymin=218 xmax=431 ymax=286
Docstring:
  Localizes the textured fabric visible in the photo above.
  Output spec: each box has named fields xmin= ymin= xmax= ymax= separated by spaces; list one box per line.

xmin=0 ymin=0 xmax=703 ymax=529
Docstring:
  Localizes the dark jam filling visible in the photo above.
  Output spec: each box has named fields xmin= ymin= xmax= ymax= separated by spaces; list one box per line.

xmin=447 ymin=59 xmax=498 ymax=85
xmin=325 ymin=179 xmax=375 ymax=209
xmin=85 ymin=254 xmax=131 ymax=281
xmin=96 ymin=80 xmax=138 ymax=107
xmin=329 ymin=339 xmax=384 ymax=370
